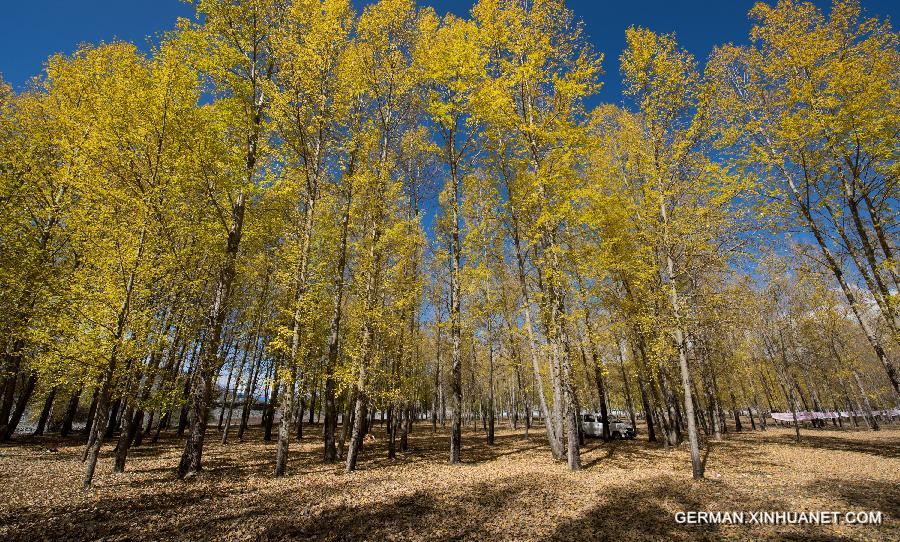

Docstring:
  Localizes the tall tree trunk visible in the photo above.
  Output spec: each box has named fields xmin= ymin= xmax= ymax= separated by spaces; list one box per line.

xmin=324 ymin=187 xmax=352 ymax=462
xmin=274 ymin=371 xmax=297 ymax=476
xmin=338 ymin=388 xmax=355 ymax=459
xmin=448 ymin=156 xmax=464 ymax=464
xmin=400 ymin=405 xmax=411 ymax=452
xmin=387 ymin=404 xmax=397 ymax=459
xmin=617 ymin=339 xmax=638 ymax=432
xmin=502 ymin=175 xmax=563 ymax=459
xmin=729 ymin=390 xmax=743 ymax=432
xmin=60 ymin=387 xmax=82 ymax=437
xmin=346 ymin=204 xmax=383 ymax=472
xmin=177 ymin=341 xmax=201 ymax=438
xmin=660 ymin=193 xmax=702 ymax=477
xmin=275 ymin=185 xmax=318 ymax=476
xmin=636 ymin=366 xmax=656 ymax=442
xmin=236 ymin=314 xmax=266 ymax=442
xmin=703 ymin=355 xmax=723 ymax=441
xmin=114 ymin=407 xmax=144 ymax=473
xmin=778 ymin=160 xmax=899 ymax=398
xmin=1 ymin=373 xmax=37 ymax=440
xmin=179 ymin=192 xmax=245 ymax=479
xmin=308 ymin=381 xmax=317 ymax=426
xmin=104 ymin=397 xmax=123 ymax=440
xmin=263 ymin=369 xmax=280 ymax=442
xmin=222 ymin=340 xmax=252 ymax=445
xmin=344 ymin=383 xmax=367 ymax=472
xmin=0 ymin=342 xmax=23 ymax=433
xmin=771 ymin=336 xmax=802 ymax=442
xmin=853 ymin=369 xmax=879 ymax=431
xmin=33 ymin=387 xmax=57 ymax=436
xmin=152 ymin=412 xmax=169 ymax=443
xmin=295 ymin=394 xmax=306 ymax=441
xmin=842 ymin=175 xmax=896 ymax=334
xmin=432 ymin=319 xmax=442 ymax=434
xmin=487 ymin=340 xmax=495 ymax=446
xmin=237 ymin=349 xmax=263 ymax=442
xmin=83 ymin=228 xmax=145 ymax=487
xmin=861 ymin=189 xmax=899 ymax=291
xmin=83 ymin=388 xmax=99 ymax=438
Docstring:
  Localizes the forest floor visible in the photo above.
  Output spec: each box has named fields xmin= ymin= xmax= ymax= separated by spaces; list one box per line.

xmin=1 ymin=421 xmax=898 ymax=541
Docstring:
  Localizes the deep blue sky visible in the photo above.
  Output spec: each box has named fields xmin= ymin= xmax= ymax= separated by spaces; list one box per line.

xmin=2 ymin=0 xmax=896 ymax=104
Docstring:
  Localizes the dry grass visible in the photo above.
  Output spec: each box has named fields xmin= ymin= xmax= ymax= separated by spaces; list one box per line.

xmin=1 ymin=421 xmax=898 ymax=541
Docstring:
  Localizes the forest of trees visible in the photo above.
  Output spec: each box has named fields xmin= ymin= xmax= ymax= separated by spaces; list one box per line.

xmin=0 ymin=0 xmax=897 ymax=488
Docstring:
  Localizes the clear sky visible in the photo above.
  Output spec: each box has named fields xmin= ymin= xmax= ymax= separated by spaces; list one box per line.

xmin=2 ymin=0 xmax=897 ymax=104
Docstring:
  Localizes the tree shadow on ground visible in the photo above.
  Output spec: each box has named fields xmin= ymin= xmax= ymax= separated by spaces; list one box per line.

xmin=804 ymin=478 xmax=900 ymax=517
xmin=257 ymin=475 xmax=561 ymax=542
xmin=2 ymin=423 xmax=897 ymax=541
xmin=544 ymin=476 xmax=858 ymax=542
xmin=0 ymin=482 xmax=232 ymax=541
xmin=350 ymin=425 xmax=547 ymax=470
xmin=763 ymin=433 xmax=900 ymax=459
xmin=580 ymin=439 xmax=664 ymax=469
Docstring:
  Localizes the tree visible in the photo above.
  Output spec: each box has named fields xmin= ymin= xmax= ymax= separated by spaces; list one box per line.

xmin=270 ymin=0 xmax=355 ymax=477
xmin=176 ymin=0 xmax=281 ymax=479
xmin=416 ymin=9 xmax=483 ymax=463
xmin=620 ymin=27 xmax=753 ymax=477
xmin=472 ymin=0 xmax=602 ymax=470
xmin=709 ymin=0 xmax=900 ymax=399
xmin=344 ymin=0 xmax=422 ymax=473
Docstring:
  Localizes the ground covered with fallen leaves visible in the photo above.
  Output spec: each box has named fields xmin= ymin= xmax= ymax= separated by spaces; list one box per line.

xmin=1 ymin=421 xmax=898 ymax=541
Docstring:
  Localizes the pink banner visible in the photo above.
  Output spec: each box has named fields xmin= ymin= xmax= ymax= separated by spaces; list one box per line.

xmin=769 ymin=409 xmax=900 ymax=422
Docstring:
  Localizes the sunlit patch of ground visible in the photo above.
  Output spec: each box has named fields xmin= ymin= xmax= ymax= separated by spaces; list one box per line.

xmin=1 ymin=421 xmax=897 ymax=541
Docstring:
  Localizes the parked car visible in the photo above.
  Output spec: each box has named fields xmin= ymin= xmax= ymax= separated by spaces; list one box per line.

xmin=581 ymin=414 xmax=635 ymax=439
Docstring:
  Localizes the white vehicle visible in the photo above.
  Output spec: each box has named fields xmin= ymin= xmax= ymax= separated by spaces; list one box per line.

xmin=581 ymin=414 xmax=635 ymax=439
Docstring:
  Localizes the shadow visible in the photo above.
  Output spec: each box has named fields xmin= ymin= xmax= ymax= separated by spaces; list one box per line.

xmin=347 ymin=426 xmax=549 ymax=471
xmin=2 ymin=422 xmax=897 ymax=541
xmin=701 ymin=443 xmax=711 ymax=472
xmin=805 ymin=478 xmax=900 ymax=517
xmin=544 ymin=475 xmax=859 ymax=542
xmin=547 ymin=478 xmax=717 ymax=542
xmin=580 ymin=437 xmax=683 ymax=470
xmin=0 ymin=482 xmax=233 ymax=541
xmin=764 ymin=433 xmax=900 ymax=459
xmin=581 ymin=446 xmax=614 ymax=469
xmin=257 ymin=476 xmax=554 ymax=541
